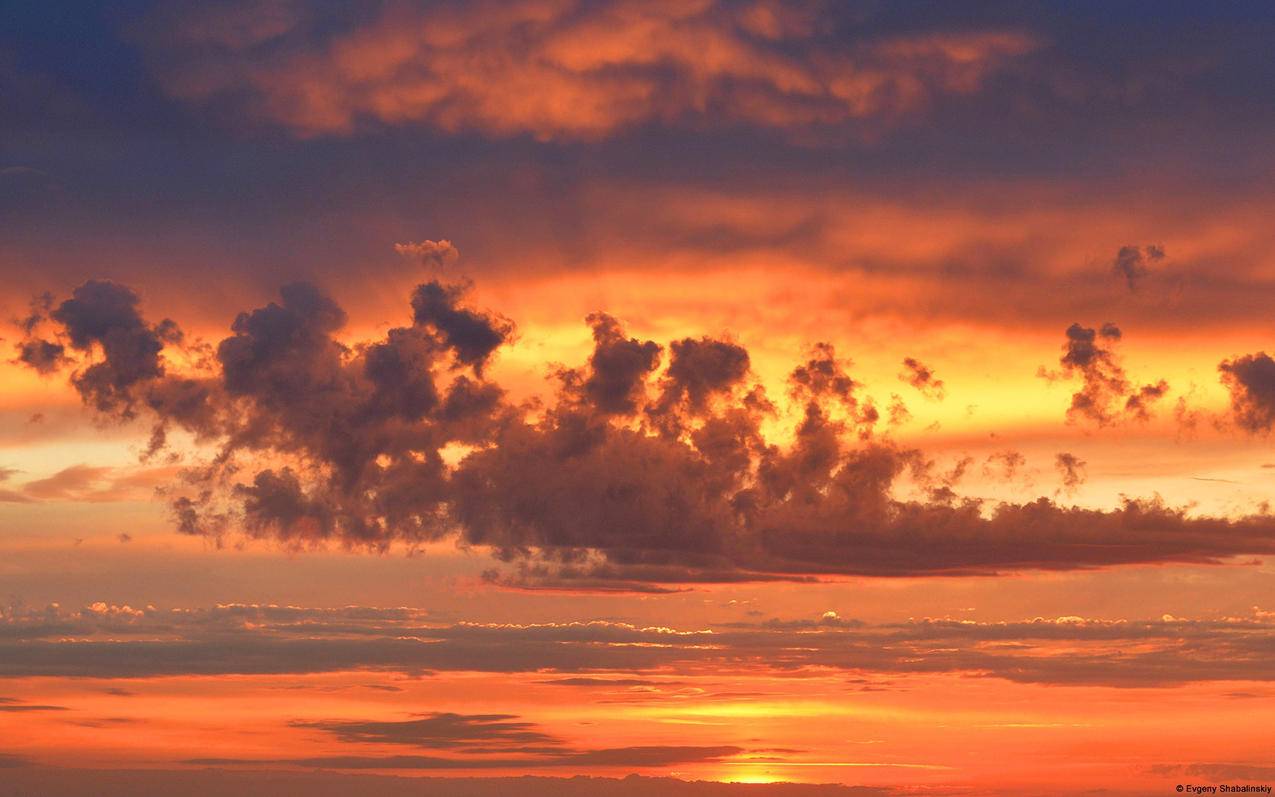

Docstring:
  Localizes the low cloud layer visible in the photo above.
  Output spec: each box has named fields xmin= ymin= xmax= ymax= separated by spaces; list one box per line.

xmin=0 ymin=768 xmax=897 ymax=797
xmin=15 ymin=278 xmax=1275 ymax=587
xmin=3 ymin=602 xmax=1275 ymax=688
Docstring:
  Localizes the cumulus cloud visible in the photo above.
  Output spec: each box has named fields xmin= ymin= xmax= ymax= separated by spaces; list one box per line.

xmin=1047 ymin=322 xmax=1169 ymax=426
xmin=1219 ymin=352 xmax=1275 ymax=433
xmin=138 ymin=1 xmax=1038 ymax=141
xmin=20 ymin=278 xmax=1275 ymax=586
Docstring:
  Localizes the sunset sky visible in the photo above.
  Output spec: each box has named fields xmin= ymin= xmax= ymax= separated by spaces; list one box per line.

xmin=4 ymin=2 xmax=1275 ymax=795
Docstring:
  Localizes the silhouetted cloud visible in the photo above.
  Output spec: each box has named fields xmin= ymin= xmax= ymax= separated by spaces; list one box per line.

xmin=19 ymin=278 xmax=1275 ymax=585
xmin=1048 ymin=322 xmax=1169 ymax=426
xmin=1112 ymin=244 xmax=1165 ymax=291
xmin=1220 ymin=352 xmax=1275 ymax=433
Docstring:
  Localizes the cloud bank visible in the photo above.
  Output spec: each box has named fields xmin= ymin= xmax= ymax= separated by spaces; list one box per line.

xmin=17 ymin=277 xmax=1275 ymax=587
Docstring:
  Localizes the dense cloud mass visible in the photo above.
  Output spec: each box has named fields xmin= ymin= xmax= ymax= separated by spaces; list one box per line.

xmin=1048 ymin=322 xmax=1169 ymax=426
xmin=19 ymin=279 xmax=1275 ymax=587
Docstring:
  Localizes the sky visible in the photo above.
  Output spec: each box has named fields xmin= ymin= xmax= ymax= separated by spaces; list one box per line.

xmin=3 ymin=1 xmax=1275 ymax=794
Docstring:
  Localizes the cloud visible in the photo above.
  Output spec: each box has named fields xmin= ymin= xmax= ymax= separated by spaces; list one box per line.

xmin=0 ymin=697 xmax=68 ymax=712
xmin=16 ymin=463 xmax=182 ymax=503
xmin=0 ymin=768 xmax=897 ymax=796
xmin=898 ymin=358 xmax=944 ymax=400
xmin=294 ymin=712 xmax=560 ymax=751
xmin=20 ymin=277 xmax=1275 ymax=584
xmin=189 ymin=747 xmax=744 ymax=770
xmin=1219 ymin=352 xmax=1275 ymax=433
xmin=1054 ymin=453 xmax=1086 ymax=493
xmin=39 ymin=280 xmax=181 ymax=418
xmin=138 ymin=1 xmax=1038 ymax=141
xmin=14 ymin=338 xmax=66 ymax=374
xmin=394 ymin=239 xmax=460 ymax=269
xmin=1111 ymin=244 xmax=1165 ymax=291
xmin=1148 ymin=763 xmax=1275 ymax=781
xmin=5 ymin=602 xmax=1275 ymax=688
xmin=1047 ymin=322 xmax=1169 ymax=426
xmin=283 ymin=708 xmax=742 ymax=770
xmin=566 ymin=313 xmax=662 ymax=416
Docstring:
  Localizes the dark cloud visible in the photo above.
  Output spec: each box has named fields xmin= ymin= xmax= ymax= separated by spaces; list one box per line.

xmin=1112 ymin=244 xmax=1165 ymax=291
xmin=1050 ymin=322 xmax=1169 ymax=426
xmin=20 ymin=279 xmax=1275 ymax=584
xmin=1219 ymin=352 xmax=1275 ymax=433
xmin=899 ymin=358 xmax=944 ymax=400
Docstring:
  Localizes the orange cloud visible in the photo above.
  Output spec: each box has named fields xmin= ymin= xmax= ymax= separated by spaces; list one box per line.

xmin=142 ymin=0 xmax=1037 ymax=140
